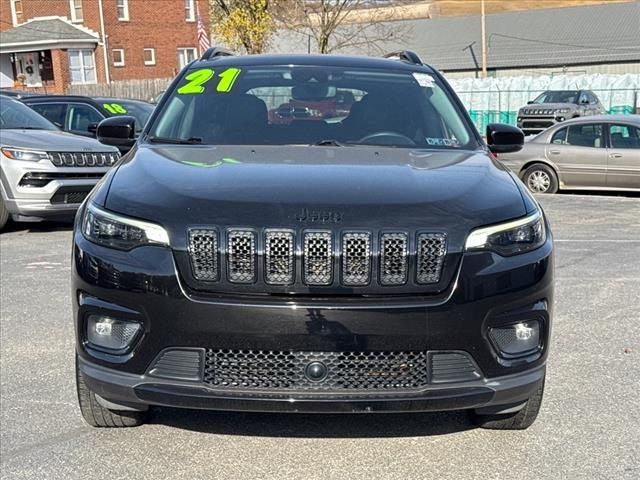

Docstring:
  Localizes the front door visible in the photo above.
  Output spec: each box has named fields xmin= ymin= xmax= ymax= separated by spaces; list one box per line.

xmin=606 ymin=123 xmax=640 ymax=189
xmin=546 ymin=123 xmax=607 ymax=188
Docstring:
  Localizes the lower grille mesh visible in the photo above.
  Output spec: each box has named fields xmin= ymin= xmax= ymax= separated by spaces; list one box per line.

xmin=204 ymin=349 xmax=429 ymax=391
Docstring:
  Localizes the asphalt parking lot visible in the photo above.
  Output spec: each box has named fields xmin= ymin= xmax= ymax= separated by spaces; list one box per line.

xmin=1 ymin=194 xmax=639 ymax=479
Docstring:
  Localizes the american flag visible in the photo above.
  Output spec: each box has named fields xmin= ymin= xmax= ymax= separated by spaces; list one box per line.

xmin=196 ymin=3 xmax=211 ymax=54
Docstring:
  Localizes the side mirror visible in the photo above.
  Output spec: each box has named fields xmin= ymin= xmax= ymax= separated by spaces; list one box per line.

xmin=486 ymin=123 xmax=524 ymax=154
xmin=96 ymin=116 xmax=136 ymax=150
xmin=87 ymin=122 xmax=99 ymax=136
xmin=527 ymin=100 xmax=534 ymax=105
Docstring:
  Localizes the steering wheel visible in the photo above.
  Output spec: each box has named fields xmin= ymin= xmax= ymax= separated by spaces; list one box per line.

xmin=357 ymin=131 xmax=416 ymax=146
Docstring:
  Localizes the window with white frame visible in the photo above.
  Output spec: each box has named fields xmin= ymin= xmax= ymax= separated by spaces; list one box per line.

xmin=112 ymin=49 xmax=125 ymax=67
xmin=116 ymin=0 xmax=129 ymax=21
xmin=68 ymin=49 xmax=96 ymax=84
xmin=184 ymin=0 xmax=195 ymax=22
xmin=177 ymin=47 xmax=197 ymax=69
xmin=143 ymin=48 xmax=156 ymax=66
xmin=69 ymin=0 xmax=84 ymax=23
xmin=10 ymin=0 xmax=23 ymax=26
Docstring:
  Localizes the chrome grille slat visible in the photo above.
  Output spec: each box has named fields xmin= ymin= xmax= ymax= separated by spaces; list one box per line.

xmin=416 ymin=233 xmax=447 ymax=284
xmin=48 ymin=151 xmax=118 ymax=168
xmin=188 ymin=229 xmax=218 ymax=281
xmin=380 ymin=233 xmax=408 ymax=285
xmin=265 ymin=230 xmax=294 ymax=285
xmin=303 ymin=232 xmax=333 ymax=285
xmin=227 ymin=229 xmax=256 ymax=283
xmin=342 ymin=232 xmax=371 ymax=286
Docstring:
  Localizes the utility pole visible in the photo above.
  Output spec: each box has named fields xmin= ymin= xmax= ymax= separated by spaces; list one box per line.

xmin=481 ymin=0 xmax=487 ymax=78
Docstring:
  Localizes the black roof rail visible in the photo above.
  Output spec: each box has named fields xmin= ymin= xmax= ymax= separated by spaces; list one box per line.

xmin=384 ymin=50 xmax=422 ymax=65
xmin=199 ymin=47 xmax=234 ymax=61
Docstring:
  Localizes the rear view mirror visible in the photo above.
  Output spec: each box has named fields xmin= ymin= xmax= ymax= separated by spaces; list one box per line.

xmin=486 ymin=123 xmax=524 ymax=154
xmin=97 ymin=116 xmax=136 ymax=151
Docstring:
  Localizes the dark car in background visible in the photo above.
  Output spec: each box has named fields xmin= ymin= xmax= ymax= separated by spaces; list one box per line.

xmin=21 ymin=95 xmax=154 ymax=141
xmin=73 ymin=50 xmax=552 ymax=431
xmin=500 ymin=115 xmax=640 ymax=193
xmin=517 ymin=90 xmax=605 ymax=136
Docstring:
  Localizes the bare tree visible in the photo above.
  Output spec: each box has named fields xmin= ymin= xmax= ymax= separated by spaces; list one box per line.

xmin=279 ymin=0 xmax=412 ymax=54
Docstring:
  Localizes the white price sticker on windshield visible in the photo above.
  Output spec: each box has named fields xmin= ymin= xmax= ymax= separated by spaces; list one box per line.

xmin=413 ymin=73 xmax=434 ymax=88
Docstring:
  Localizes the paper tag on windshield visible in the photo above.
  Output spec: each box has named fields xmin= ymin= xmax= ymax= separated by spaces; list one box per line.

xmin=413 ymin=73 xmax=434 ymax=88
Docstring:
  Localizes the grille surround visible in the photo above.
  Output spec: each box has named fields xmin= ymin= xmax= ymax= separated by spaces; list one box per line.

xmin=416 ymin=233 xmax=447 ymax=284
xmin=380 ymin=233 xmax=409 ymax=285
xmin=303 ymin=231 xmax=333 ymax=286
xmin=342 ymin=232 xmax=372 ymax=286
xmin=265 ymin=230 xmax=295 ymax=285
xmin=227 ymin=229 xmax=257 ymax=283
xmin=188 ymin=229 xmax=218 ymax=281
xmin=204 ymin=349 xmax=429 ymax=391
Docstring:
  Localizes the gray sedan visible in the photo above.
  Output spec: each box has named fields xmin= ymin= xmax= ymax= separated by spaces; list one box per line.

xmin=500 ymin=115 xmax=640 ymax=193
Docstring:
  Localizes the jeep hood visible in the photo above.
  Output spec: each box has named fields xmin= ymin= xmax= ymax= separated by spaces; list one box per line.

xmin=0 ymin=129 xmax=118 ymax=152
xmin=104 ymin=145 xmax=528 ymax=250
xmin=520 ymin=103 xmax=576 ymax=111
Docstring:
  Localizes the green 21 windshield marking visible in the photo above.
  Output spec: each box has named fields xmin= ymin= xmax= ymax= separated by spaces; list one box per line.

xmin=177 ymin=68 xmax=242 ymax=94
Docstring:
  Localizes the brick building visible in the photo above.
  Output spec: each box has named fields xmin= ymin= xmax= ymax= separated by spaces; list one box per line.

xmin=0 ymin=0 xmax=210 ymax=93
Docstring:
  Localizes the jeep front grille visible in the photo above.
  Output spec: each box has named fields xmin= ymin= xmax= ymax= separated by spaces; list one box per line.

xmin=48 ymin=151 xmax=119 ymax=167
xmin=203 ymin=349 xmax=429 ymax=390
xmin=186 ymin=229 xmax=447 ymax=288
xmin=227 ymin=229 xmax=256 ymax=283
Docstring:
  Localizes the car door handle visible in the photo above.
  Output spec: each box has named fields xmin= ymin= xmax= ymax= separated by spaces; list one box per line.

xmin=549 ymin=150 xmax=561 ymax=155
xmin=609 ymin=153 xmax=623 ymax=159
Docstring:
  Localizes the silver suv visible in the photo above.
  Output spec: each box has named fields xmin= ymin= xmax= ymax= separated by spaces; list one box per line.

xmin=0 ymin=96 xmax=119 ymax=230
xmin=517 ymin=90 xmax=605 ymax=136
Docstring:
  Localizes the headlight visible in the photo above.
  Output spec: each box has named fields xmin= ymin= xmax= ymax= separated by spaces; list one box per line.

xmin=465 ymin=212 xmax=546 ymax=256
xmin=1 ymin=147 xmax=49 ymax=162
xmin=82 ymin=203 xmax=169 ymax=250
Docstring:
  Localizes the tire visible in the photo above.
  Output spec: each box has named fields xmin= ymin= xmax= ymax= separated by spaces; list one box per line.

xmin=75 ymin=356 xmax=148 ymax=427
xmin=522 ymin=163 xmax=559 ymax=194
xmin=0 ymin=196 xmax=9 ymax=231
xmin=472 ymin=378 xmax=545 ymax=430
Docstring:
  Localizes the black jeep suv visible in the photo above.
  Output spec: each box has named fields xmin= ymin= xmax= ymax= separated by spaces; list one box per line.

xmin=72 ymin=50 xmax=553 ymax=430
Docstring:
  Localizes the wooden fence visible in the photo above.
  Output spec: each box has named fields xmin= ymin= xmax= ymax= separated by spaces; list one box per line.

xmin=66 ymin=78 xmax=173 ymax=101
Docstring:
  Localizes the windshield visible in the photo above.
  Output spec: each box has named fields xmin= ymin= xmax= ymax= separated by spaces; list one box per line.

xmin=0 ymin=97 xmax=58 ymax=130
xmin=148 ymin=65 xmax=477 ymax=149
xmin=532 ymin=91 xmax=579 ymax=104
xmin=102 ymin=100 xmax=154 ymax=132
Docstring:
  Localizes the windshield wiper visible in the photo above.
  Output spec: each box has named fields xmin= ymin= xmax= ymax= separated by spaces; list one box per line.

xmin=312 ymin=139 xmax=351 ymax=147
xmin=147 ymin=136 xmax=203 ymax=145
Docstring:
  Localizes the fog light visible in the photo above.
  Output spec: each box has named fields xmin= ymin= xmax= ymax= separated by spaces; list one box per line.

xmin=557 ymin=116 xmax=565 ymax=122
xmin=86 ymin=315 xmax=141 ymax=351
xmin=489 ymin=320 xmax=540 ymax=356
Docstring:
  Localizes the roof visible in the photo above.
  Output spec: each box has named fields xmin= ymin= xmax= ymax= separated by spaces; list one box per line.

xmin=274 ymin=2 xmax=640 ymax=71
xmin=196 ymin=53 xmax=435 ymax=72
xmin=0 ymin=17 xmax=99 ymax=53
xmin=559 ymin=114 xmax=640 ymax=124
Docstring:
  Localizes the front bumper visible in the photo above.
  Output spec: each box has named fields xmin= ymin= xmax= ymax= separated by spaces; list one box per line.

xmin=79 ymin=355 xmax=546 ymax=413
xmin=72 ymin=227 xmax=553 ymax=414
xmin=1 ymin=158 xmax=108 ymax=220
